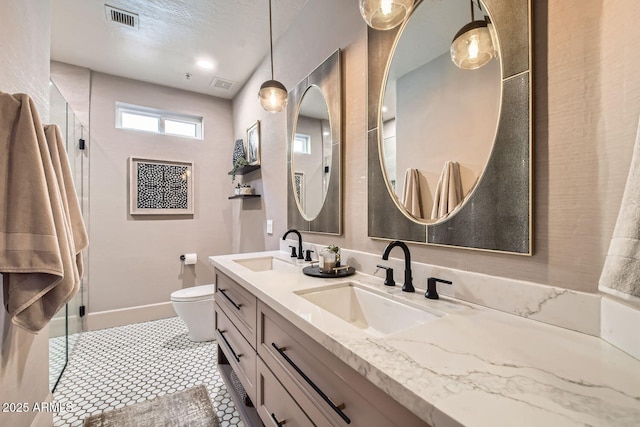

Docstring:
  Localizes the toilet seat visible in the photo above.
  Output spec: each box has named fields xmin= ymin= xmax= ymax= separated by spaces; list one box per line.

xmin=170 ymin=285 xmax=215 ymax=302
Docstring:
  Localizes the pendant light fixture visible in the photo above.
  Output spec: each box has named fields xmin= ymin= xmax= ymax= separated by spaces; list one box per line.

xmin=259 ymin=0 xmax=288 ymax=113
xmin=359 ymin=0 xmax=414 ymax=30
xmin=450 ymin=0 xmax=495 ymax=70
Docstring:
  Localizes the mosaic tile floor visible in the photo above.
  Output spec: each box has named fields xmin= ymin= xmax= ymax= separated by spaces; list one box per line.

xmin=51 ymin=317 xmax=243 ymax=427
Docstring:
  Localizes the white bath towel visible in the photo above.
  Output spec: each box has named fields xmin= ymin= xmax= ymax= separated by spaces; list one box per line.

xmin=599 ymin=118 xmax=640 ymax=302
xmin=401 ymin=168 xmax=423 ymax=218
xmin=431 ymin=161 xmax=464 ymax=220
xmin=0 ymin=92 xmax=85 ymax=332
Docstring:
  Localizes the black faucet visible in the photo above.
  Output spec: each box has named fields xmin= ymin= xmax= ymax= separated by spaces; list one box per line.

xmin=381 ymin=240 xmax=414 ymax=292
xmin=282 ymin=229 xmax=304 ymax=260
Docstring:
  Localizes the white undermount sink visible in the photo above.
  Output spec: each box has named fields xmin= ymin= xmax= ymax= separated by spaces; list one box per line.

xmin=296 ymin=282 xmax=443 ymax=337
xmin=233 ymin=256 xmax=298 ymax=272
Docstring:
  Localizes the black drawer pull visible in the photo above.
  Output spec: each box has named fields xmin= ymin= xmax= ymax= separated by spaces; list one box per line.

xmin=217 ymin=329 xmax=241 ymax=362
xmin=271 ymin=342 xmax=351 ymax=424
xmin=218 ymin=288 xmax=242 ymax=310
xmin=271 ymin=413 xmax=286 ymax=426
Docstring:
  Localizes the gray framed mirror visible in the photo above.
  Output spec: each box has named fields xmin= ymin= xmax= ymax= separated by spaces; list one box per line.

xmin=367 ymin=0 xmax=532 ymax=254
xmin=288 ymin=49 xmax=342 ymax=234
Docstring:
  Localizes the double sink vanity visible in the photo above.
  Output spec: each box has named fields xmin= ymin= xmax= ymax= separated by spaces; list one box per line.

xmin=210 ymin=249 xmax=640 ymax=427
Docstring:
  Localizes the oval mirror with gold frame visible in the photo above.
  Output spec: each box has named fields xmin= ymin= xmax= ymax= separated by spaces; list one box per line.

xmin=367 ymin=0 xmax=532 ymax=254
xmin=288 ymin=49 xmax=342 ymax=234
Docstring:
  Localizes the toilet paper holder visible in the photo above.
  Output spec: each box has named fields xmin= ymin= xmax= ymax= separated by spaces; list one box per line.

xmin=179 ymin=254 xmax=197 ymax=265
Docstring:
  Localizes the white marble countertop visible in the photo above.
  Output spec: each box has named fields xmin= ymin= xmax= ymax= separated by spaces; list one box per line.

xmin=210 ymin=251 xmax=640 ymax=427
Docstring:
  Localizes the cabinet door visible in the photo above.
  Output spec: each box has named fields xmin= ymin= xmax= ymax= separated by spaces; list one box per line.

xmin=258 ymin=302 xmax=429 ymax=427
xmin=256 ymin=357 xmax=315 ymax=427
xmin=215 ymin=303 xmax=257 ymax=403
xmin=215 ymin=270 xmax=257 ymax=348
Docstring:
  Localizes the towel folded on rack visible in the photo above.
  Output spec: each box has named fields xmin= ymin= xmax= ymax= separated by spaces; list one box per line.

xmin=431 ymin=161 xmax=464 ymax=220
xmin=0 ymin=92 xmax=86 ymax=332
xmin=599 ymin=117 xmax=640 ymax=302
xmin=401 ymin=168 xmax=423 ymax=219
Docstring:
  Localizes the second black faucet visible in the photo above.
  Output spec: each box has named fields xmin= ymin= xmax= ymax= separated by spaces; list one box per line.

xmin=282 ymin=229 xmax=304 ymax=260
xmin=381 ymin=240 xmax=414 ymax=292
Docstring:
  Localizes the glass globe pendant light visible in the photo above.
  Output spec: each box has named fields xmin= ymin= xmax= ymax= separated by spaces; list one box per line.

xmin=359 ymin=0 xmax=414 ymax=30
xmin=259 ymin=0 xmax=288 ymax=112
xmin=450 ymin=0 xmax=495 ymax=70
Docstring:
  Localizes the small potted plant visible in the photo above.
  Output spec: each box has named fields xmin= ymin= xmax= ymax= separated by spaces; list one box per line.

xmin=240 ymin=184 xmax=253 ymax=195
xmin=231 ymin=157 xmax=249 ymax=183
xmin=234 ymin=183 xmax=241 ymax=195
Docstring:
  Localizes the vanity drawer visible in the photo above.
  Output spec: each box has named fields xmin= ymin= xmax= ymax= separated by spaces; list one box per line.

xmin=215 ymin=303 xmax=257 ymax=403
xmin=215 ymin=270 xmax=257 ymax=348
xmin=257 ymin=302 xmax=428 ymax=427
xmin=256 ymin=357 xmax=315 ymax=427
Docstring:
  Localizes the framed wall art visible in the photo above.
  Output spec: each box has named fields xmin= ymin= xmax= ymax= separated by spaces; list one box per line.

xmin=246 ymin=120 xmax=261 ymax=165
xmin=129 ymin=157 xmax=194 ymax=215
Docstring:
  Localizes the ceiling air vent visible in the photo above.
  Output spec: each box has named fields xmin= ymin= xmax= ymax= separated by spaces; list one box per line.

xmin=105 ymin=5 xmax=139 ymax=30
xmin=210 ymin=77 xmax=235 ymax=90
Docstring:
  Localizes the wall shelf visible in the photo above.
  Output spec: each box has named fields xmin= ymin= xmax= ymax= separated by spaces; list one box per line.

xmin=228 ymin=194 xmax=261 ymax=200
xmin=228 ymin=164 xmax=260 ymax=176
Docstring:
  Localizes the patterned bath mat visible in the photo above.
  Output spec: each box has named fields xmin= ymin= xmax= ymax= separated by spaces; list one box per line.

xmin=83 ymin=385 xmax=220 ymax=426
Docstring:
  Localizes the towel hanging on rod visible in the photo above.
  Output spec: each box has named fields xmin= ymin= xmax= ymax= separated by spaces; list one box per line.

xmin=431 ymin=161 xmax=464 ymax=220
xmin=401 ymin=168 xmax=424 ymax=219
xmin=0 ymin=92 xmax=87 ymax=333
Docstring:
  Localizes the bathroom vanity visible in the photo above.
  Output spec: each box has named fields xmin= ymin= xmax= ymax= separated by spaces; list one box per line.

xmin=210 ymin=251 xmax=640 ymax=427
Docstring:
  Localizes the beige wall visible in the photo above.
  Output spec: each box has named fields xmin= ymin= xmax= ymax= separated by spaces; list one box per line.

xmin=395 ymin=52 xmax=501 ymax=218
xmin=232 ymin=0 xmax=640 ymax=294
xmin=87 ymin=72 xmax=234 ymax=313
xmin=0 ymin=1 xmax=53 ymax=426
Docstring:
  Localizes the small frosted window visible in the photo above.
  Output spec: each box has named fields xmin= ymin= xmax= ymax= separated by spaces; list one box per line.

xmin=294 ymin=133 xmax=311 ymax=154
xmin=121 ymin=112 xmax=159 ymax=132
xmin=165 ymin=119 xmax=197 ymax=138
xmin=116 ymin=102 xmax=203 ymax=140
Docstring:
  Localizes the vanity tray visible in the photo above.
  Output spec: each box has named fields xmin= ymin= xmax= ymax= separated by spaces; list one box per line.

xmin=302 ymin=265 xmax=356 ymax=278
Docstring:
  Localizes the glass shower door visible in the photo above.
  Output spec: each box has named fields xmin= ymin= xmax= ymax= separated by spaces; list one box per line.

xmin=49 ymin=82 xmax=88 ymax=391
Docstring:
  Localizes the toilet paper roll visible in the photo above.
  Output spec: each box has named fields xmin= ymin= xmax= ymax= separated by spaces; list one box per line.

xmin=183 ymin=253 xmax=197 ymax=265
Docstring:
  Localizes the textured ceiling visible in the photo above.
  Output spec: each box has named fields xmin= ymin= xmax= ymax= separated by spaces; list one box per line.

xmin=50 ymin=0 xmax=309 ymax=99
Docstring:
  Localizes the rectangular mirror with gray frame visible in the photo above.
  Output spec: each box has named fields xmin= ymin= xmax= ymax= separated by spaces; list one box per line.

xmin=367 ymin=0 xmax=532 ymax=254
xmin=287 ymin=49 xmax=342 ymax=235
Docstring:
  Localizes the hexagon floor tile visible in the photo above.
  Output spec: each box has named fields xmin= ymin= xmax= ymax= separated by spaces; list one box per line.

xmin=51 ymin=317 xmax=244 ymax=427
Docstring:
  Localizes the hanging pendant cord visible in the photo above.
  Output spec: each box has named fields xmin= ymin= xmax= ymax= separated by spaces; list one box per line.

xmin=268 ymin=0 xmax=275 ymax=80
xmin=470 ymin=0 xmax=475 ymax=21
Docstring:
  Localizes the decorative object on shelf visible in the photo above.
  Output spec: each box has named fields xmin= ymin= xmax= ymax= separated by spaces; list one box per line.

xmin=359 ymin=0 xmax=414 ymax=30
xmin=230 ymin=157 xmax=249 ymax=183
xmin=240 ymin=184 xmax=253 ymax=195
xmin=258 ymin=0 xmax=288 ymax=112
xmin=319 ymin=245 xmax=341 ymax=273
xmin=232 ymin=138 xmax=246 ymax=166
xmin=450 ymin=0 xmax=496 ymax=70
xmin=246 ymin=120 xmax=261 ymax=165
xmin=234 ymin=184 xmax=241 ymax=195
xmin=302 ymin=265 xmax=356 ymax=278
xmin=129 ymin=157 xmax=193 ymax=215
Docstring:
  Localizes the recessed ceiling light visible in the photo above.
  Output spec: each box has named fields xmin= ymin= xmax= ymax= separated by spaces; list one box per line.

xmin=196 ymin=59 xmax=214 ymax=70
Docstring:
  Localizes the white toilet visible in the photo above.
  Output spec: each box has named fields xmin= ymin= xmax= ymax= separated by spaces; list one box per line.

xmin=171 ymin=285 xmax=215 ymax=342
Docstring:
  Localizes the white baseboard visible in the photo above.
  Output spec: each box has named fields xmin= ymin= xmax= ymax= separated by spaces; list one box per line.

xmin=49 ymin=315 xmax=66 ymax=338
xmin=86 ymin=302 xmax=176 ymax=331
xmin=49 ymin=315 xmax=81 ymax=338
